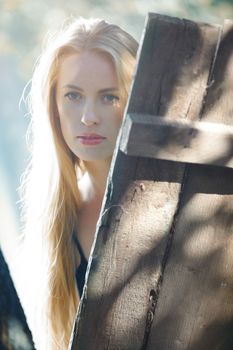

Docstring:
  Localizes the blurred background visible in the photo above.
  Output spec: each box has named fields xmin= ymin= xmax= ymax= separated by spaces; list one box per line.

xmin=1 ymin=0 xmax=233 ymax=269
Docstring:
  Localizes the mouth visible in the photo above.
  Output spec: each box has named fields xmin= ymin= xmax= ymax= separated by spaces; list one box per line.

xmin=77 ymin=133 xmax=107 ymax=145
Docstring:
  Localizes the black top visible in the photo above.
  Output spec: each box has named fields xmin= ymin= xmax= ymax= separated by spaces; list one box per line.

xmin=73 ymin=235 xmax=88 ymax=296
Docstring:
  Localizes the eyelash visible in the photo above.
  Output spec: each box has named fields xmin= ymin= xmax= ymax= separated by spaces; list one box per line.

xmin=102 ymin=94 xmax=120 ymax=104
xmin=64 ymin=92 xmax=120 ymax=104
xmin=64 ymin=92 xmax=82 ymax=101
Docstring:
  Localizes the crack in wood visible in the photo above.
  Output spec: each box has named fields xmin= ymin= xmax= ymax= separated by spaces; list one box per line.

xmin=199 ymin=25 xmax=222 ymax=120
xmin=141 ymin=290 xmax=157 ymax=350
xmin=140 ymin=166 xmax=189 ymax=350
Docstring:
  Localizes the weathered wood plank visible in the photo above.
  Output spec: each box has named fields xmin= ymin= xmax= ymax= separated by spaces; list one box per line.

xmin=147 ymin=19 xmax=233 ymax=350
xmin=70 ymin=13 xmax=221 ymax=350
xmin=121 ymin=113 xmax=233 ymax=168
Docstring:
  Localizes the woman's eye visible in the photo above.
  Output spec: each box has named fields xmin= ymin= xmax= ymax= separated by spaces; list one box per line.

xmin=102 ymin=94 xmax=120 ymax=105
xmin=64 ymin=92 xmax=82 ymax=101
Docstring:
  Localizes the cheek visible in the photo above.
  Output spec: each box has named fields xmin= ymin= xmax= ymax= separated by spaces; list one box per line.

xmin=57 ymin=102 xmax=74 ymax=119
xmin=57 ymin=110 xmax=74 ymax=142
xmin=57 ymin=103 xmax=80 ymax=130
xmin=115 ymin=108 xmax=125 ymax=126
xmin=116 ymin=115 xmax=123 ymax=129
xmin=109 ymin=111 xmax=124 ymax=137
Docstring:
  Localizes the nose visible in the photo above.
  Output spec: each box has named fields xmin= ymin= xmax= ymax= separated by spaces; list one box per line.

xmin=81 ymin=100 xmax=100 ymax=126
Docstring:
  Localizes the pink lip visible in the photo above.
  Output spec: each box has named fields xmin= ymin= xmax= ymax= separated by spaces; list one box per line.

xmin=77 ymin=133 xmax=107 ymax=145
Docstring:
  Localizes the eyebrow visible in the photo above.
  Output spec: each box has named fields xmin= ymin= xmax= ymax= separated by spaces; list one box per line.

xmin=62 ymin=84 xmax=119 ymax=93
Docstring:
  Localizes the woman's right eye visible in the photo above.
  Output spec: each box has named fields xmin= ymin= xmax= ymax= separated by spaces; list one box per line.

xmin=64 ymin=92 xmax=82 ymax=101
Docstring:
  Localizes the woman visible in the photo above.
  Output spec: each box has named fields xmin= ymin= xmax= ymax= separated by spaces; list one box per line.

xmin=17 ymin=17 xmax=138 ymax=349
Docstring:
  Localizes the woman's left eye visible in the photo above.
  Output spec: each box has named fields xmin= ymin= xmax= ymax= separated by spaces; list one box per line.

xmin=102 ymin=94 xmax=120 ymax=105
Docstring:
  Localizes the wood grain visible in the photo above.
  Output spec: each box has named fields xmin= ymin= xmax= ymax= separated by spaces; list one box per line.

xmin=147 ymin=19 xmax=233 ymax=350
xmin=121 ymin=113 xmax=233 ymax=168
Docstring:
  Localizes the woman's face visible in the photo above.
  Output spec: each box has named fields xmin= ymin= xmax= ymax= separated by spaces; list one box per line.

xmin=55 ymin=51 xmax=125 ymax=163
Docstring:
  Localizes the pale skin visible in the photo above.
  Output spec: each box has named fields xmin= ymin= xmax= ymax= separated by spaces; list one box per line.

xmin=56 ymin=51 xmax=125 ymax=264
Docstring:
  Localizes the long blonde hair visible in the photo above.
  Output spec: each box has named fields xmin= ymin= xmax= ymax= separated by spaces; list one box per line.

xmin=19 ymin=17 xmax=138 ymax=349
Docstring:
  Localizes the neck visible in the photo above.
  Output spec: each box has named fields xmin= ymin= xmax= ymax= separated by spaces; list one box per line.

xmin=79 ymin=158 xmax=112 ymax=202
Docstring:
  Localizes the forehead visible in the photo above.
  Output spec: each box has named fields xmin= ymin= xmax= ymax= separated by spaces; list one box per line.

xmin=56 ymin=51 xmax=119 ymax=89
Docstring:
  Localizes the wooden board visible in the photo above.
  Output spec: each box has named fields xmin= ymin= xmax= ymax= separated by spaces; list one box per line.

xmin=147 ymin=19 xmax=233 ymax=350
xmin=121 ymin=113 xmax=233 ymax=168
xmin=70 ymin=13 xmax=223 ymax=350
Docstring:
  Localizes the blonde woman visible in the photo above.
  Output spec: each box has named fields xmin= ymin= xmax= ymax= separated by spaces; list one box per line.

xmin=16 ymin=17 xmax=138 ymax=350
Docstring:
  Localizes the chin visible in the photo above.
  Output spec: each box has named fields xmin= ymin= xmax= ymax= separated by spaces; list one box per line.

xmin=74 ymin=150 xmax=114 ymax=163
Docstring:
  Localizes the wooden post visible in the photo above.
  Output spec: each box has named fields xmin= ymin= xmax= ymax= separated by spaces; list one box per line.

xmin=70 ymin=13 xmax=233 ymax=349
